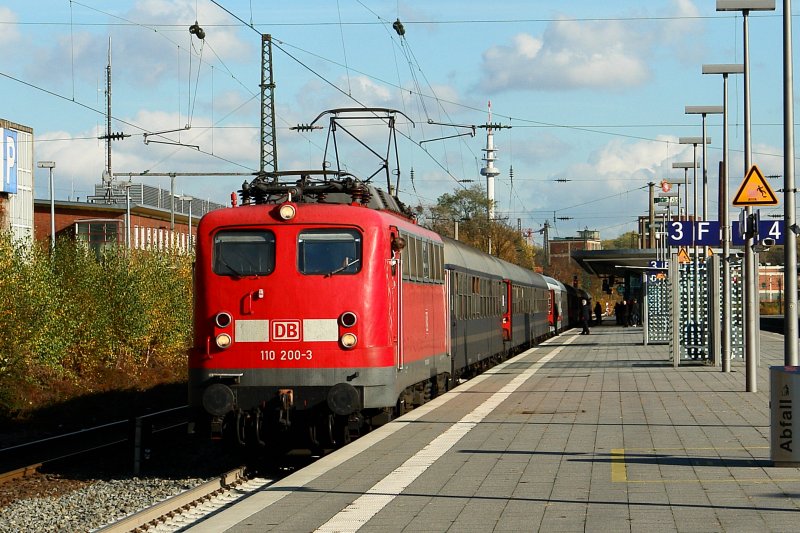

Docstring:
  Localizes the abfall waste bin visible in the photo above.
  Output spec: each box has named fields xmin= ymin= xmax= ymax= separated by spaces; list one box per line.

xmin=770 ymin=366 xmax=800 ymax=466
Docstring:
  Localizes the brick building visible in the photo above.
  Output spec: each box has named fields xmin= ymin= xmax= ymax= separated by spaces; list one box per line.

xmin=547 ymin=229 xmax=602 ymax=288
xmin=33 ymin=182 xmax=226 ymax=254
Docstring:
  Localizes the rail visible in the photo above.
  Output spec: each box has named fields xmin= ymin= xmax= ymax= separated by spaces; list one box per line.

xmin=0 ymin=405 xmax=189 ymax=481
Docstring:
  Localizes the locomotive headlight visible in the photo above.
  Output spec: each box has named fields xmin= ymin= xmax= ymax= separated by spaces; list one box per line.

xmin=340 ymin=332 xmax=358 ymax=349
xmin=339 ymin=311 xmax=358 ymax=328
xmin=215 ymin=312 xmax=232 ymax=328
xmin=216 ymin=333 xmax=232 ymax=349
xmin=278 ymin=203 xmax=297 ymax=221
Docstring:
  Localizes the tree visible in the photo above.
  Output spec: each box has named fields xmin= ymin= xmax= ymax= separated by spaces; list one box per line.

xmin=602 ymin=231 xmax=640 ymax=250
xmin=418 ymin=185 xmax=541 ymax=270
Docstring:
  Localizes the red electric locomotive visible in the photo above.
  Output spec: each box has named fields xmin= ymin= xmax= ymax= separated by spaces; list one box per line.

xmin=189 ymin=108 xmax=585 ymax=451
xmin=190 ymin=172 xmax=451 ymax=448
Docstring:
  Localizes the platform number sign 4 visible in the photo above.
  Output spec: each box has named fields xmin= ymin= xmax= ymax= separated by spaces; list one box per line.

xmin=763 ymin=220 xmax=782 ymax=243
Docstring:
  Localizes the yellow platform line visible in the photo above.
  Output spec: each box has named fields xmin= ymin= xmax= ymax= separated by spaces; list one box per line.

xmin=611 ymin=448 xmax=627 ymax=482
xmin=609 ymin=447 xmax=800 ymax=484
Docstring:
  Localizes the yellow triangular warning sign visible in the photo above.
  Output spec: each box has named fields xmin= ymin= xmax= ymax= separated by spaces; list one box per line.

xmin=677 ymin=247 xmax=691 ymax=264
xmin=732 ymin=164 xmax=778 ymax=206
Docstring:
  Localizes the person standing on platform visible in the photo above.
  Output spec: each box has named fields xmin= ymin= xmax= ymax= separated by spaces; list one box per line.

xmin=594 ymin=301 xmax=602 ymax=326
xmin=580 ymin=298 xmax=591 ymax=335
xmin=629 ymin=298 xmax=640 ymax=327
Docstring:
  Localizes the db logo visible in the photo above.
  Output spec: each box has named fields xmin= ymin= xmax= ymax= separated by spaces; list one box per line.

xmin=272 ymin=320 xmax=301 ymax=341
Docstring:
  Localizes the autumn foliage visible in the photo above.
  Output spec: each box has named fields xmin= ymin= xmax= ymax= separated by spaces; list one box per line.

xmin=0 ymin=234 xmax=192 ymax=417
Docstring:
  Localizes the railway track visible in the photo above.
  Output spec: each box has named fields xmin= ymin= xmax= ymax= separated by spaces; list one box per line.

xmin=0 ymin=406 xmax=190 ymax=483
xmin=0 ymin=464 xmax=42 ymax=486
xmin=94 ymin=466 xmax=272 ymax=532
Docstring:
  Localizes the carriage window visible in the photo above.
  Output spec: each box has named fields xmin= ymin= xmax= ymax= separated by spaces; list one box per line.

xmin=422 ymin=242 xmax=430 ymax=279
xmin=298 ymin=229 xmax=362 ymax=275
xmin=213 ymin=230 xmax=276 ymax=276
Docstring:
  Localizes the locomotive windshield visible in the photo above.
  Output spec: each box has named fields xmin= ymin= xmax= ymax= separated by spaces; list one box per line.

xmin=298 ymin=229 xmax=362 ymax=276
xmin=213 ymin=230 xmax=276 ymax=277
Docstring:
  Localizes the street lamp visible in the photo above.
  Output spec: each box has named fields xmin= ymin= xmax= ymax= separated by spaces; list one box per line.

xmin=169 ymin=173 xmax=176 ymax=235
xmin=678 ymin=137 xmax=711 ymax=225
xmin=37 ymin=161 xmax=56 ymax=250
xmin=672 ymin=161 xmax=694 ymax=221
xmin=702 ymin=63 xmax=744 ymax=373
xmin=782 ymin=0 xmax=798 ymax=366
xmin=179 ymin=195 xmax=194 ymax=252
xmin=685 ymin=106 xmax=724 ymax=222
xmin=716 ymin=0 xmax=776 ymax=392
xmin=122 ymin=181 xmax=133 ymax=250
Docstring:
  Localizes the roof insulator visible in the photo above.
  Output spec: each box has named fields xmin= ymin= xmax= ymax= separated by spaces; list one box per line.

xmin=392 ymin=19 xmax=405 ymax=37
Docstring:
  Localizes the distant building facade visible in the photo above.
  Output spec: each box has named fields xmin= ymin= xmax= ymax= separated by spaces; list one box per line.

xmin=34 ymin=182 xmax=226 ymax=255
xmin=0 ymin=119 xmax=34 ymax=244
xmin=547 ymin=229 xmax=602 ymax=288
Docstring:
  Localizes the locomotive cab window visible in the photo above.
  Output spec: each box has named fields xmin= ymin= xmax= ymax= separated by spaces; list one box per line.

xmin=213 ymin=230 xmax=276 ymax=277
xmin=298 ymin=229 xmax=362 ymax=276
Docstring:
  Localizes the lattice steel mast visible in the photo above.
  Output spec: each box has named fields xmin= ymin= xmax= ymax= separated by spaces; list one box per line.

xmin=260 ymin=34 xmax=278 ymax=179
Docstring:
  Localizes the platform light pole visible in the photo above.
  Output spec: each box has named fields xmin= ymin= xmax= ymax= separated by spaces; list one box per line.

xmin=37 ymin=161 xmax=56 ymax=250
xmin=685 ymin=107 xmax=724 ymax=222
xmin=179 ymin=195 xmax=194 ymax=252
xmin=717 ymin=0 xmax=775 ymax=392
xmin=648 ymin=182 xmax=656 ymax=248
xmin=781 ymin=0 xmax=798 ymax=366
xmin=702 ymin=64 xmax=744 ymax=372
xmin=124 ymin=181 xmax=132 ymax=250
xmin=672 ymin=161 xmax=694 ymax=221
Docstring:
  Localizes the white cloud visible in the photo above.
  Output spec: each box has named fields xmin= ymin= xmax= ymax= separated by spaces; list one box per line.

xmin=591 ymin=137 xmax=673 ymax=176
xmin=25 ymin=0 xmax=254 ymax=94
xmin=478 ymin=1 xmax=705 ymax=93
xmin=0 ymin=7 xmax=21 ymax=47
xmin=479 ymin=18 xmax=650 ymax=92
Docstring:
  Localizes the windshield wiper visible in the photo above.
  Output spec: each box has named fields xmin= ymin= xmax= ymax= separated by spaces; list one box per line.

xmin=325 ymin=258 xmax=360 ymax=277
xmin=219 ymin=254 xmax=247 ymax=277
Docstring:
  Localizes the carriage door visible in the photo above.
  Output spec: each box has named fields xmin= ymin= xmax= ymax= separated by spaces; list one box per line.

xmin=502 ymin=279 xmax=512 ymax=341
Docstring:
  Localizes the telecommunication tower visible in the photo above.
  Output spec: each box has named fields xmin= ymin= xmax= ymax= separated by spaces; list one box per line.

xmin=480 ymin=102 xmax=500 ymax=220
xmin=478 ymin=102 xmax=510 ymax=220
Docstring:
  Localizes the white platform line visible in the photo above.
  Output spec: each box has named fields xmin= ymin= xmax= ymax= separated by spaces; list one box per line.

xmin=315 ymin=334 xmax=577 ymax=533
xmin=187 ymin=334 xmax=574 ymax=533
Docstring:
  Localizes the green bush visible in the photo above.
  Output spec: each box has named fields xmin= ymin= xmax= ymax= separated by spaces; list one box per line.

xmin=0 ymin=234 xmax=192 ymax=416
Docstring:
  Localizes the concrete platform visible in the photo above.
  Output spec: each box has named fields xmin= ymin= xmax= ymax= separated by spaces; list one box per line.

xmin=187 ymin=326 xmax=800 ymax=532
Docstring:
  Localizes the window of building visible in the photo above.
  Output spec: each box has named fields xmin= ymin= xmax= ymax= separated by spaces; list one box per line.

xmin=74 ymin=220 xmax=119 ymax=257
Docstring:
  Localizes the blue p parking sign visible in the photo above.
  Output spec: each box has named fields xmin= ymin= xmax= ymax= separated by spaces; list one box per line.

xmin=1 ymin=128 xmax=17 ymax=194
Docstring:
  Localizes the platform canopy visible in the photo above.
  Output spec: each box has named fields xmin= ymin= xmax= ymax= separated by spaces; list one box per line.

xmin=571 ymin=248 xmax=659 ymax=277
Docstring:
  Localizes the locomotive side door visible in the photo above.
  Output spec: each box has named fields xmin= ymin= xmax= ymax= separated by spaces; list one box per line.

xmin=389 ymin=227 xmax=403 ymax=370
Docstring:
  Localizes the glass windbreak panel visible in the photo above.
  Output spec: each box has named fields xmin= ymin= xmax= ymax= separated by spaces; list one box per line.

xmin=298 ymin=229 xmax=362 ymax=275
xmin=213 ymin=230 xmax=276 ymax=276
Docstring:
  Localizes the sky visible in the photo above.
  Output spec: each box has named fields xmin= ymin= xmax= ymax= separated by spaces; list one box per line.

xmin=0 ymin=0 xmax=795 ymax=242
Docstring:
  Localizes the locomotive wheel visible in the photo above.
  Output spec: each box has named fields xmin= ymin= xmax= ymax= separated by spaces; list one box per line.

xmin=235 ymin=410 xmax=247 ymax=447
xmin=252 ymin=410 xmax=266 ymax=447
xmin=308 ymin=423 xmax=326 ymax=455
xmin=308 ymin=423 xmax=319 ymax=447
xmin=320 ymin=413 xmax=336 ymax=448
xmin=332 ymin=414 xmax=351 ymax=447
